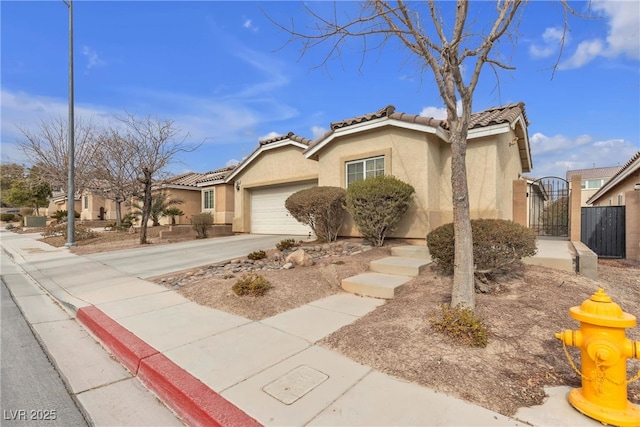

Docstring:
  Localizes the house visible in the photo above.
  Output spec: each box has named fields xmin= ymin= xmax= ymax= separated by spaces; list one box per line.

xmin=586 ymin=151 xmax=640 ymax=260
xmin=224 ymin=103 xmax=532 ymax=239
xmin=195 ymin=166 xmax=236 ymax=225
xmin=48 ymin=192 xmax=81 ymax=218
xmin=155 ymin=172 xmax=208 ymax=225
xmin=566 ymin=165 xmax=622 ymax=207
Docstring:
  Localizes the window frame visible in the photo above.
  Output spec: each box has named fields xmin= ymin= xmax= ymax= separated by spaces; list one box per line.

xmin=203 ymin=189 xmax=215 ymax=210
xmin=345 ymin=156 xmax=385 ymax=187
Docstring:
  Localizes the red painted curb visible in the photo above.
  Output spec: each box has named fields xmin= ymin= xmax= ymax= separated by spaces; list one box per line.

xmin=77 ymin=306 xmax=261 ymax=427
xmin=77 ymin=306 xmax=157 ymax=374
xmin=139 ymin=353 xmax=261 ymax=427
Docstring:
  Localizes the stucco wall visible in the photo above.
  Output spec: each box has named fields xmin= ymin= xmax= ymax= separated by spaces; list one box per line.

xmin=231 ymin=145 xmax=319 ymax=233
xmin=316 ymin=126 xmax=440 ymax=239
xmin=157 ymin=188 xmax=201 ymax=225
xmin=591 ymin=169 xmax=640 ymax=206
xmin=81 ymin=193 xmax=131 ymax=221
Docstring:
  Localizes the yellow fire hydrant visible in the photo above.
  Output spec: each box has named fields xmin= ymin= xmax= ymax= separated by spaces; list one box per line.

xmin=555 ymin=288 xmax=640 ymax=427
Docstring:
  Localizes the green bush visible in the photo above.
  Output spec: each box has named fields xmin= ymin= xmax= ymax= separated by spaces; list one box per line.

xmin=345 ymin=175 xmax=415 ymax=247
xmin=191 ymin=213 xmax=213 ymax=238
xmin=247 ymin=250 xmax=266 ymax=260
xmin=285 ymin=186 xmax=346 ymax=242
xmin=430 ymin=304 xmax=488 ymax=348
xmin=1 ymin=213 xmax=15 ymax=222
xmin=52 ymin=210 xmax=80 ymax=221
xmin=232 ymin=273 xmax=272 ymax=296
xmin=427 ymin=219 xmax=537 ymax=276
xmin=276 ymin=239 xmax=296 ymax=251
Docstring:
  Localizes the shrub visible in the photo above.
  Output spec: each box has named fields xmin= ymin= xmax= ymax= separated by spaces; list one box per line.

xmin=427 ymin=219 xmax=537 ymax=276
xmin=276 ymin=239 xmax=296 ymax=251
xmin=52 ymin=210 xmax=80 ymax=221
xmin=41 ymin=224 xmax=97 ymax=241
xmin=285 ymin=186 xmax=346 ymax=242
xmin=1 ymin=213 xmax=15 ymax=222
xmin=345 ymin=175 xmax=415 ymax=247
xmin=232 ymin=273 xmax=272 ymax=296
xmin=5 ymin=223 xmax=15 ymax=230
xmin=20 ymin=207 xmax=34 ymax=217
xmin=430 ymin=304 xmax=488 ymax=348
xmin=191 ymin=213 xmax=213 ymax=238
xmin=247 ymin=250 xmax=266 ymax=260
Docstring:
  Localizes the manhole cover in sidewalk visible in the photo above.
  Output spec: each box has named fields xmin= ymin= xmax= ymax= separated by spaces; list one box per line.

xmin=262 ymin=365 xmax=329 ymax=405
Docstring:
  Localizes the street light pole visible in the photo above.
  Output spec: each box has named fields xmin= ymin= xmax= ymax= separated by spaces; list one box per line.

xmin=63 ymin=0 xmax=76 ymax=247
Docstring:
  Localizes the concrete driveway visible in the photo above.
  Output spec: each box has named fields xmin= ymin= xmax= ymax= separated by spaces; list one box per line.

xmin=85 ymin=234 xmax=301 ymax=279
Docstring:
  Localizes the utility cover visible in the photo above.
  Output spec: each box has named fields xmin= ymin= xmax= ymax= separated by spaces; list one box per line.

xmin=262 ymin=365 xmax=329 ymax=405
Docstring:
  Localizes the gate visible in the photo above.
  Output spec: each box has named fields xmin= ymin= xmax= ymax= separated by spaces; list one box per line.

xmin=529 ymin=177 xmax=569 ymax=237
xmin=581 ymin=206 xmax=625 ymax=258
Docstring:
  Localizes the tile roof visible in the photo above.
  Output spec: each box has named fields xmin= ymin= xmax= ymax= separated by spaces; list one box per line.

xmin=330 ymin=105 xmax=446 ymax=131
xmin=566 ymin=165 xmax=622 ymax=181
xmin=162 ymin=172 xmax=207 ymax=187
xmin=468 ymin=102 xmax=529 ymax=129
xmin=259 ymin=132 xmax=312 ymax=146
xmin=196 ymin=165 xmax=236 ymax=184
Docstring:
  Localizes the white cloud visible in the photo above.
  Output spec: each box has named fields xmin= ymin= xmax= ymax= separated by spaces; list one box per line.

xmin=528 ymin=132 xmax=638 ymax=178
xmin=225 ymin=158 xmax=240 ymax=167
xmin=311 ymin=125 xmax=327 ymax=139
xmin=81 ymin=45 xmax=106 ymax=70
xmin=560 ymin=1 xmax=639 ymax=69
xmin=243 ymin=18 xmax=258 ymax=32
xmin=419 ymin=100 xmax=462 ymax=119
xmin=258 ymin=131 xmax=281 ymax=142
xmin=529 ymin=27 xmax=565 ymax=59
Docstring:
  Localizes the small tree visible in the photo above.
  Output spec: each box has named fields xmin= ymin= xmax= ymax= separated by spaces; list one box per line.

xmin=4 ymin=166 xmax=52 ymax=215
xmin=285 ymin=186 xmax=346 ymax=242
xmin=164 ymin=207 xmax=184 ymax=225
xmin=191 ymin=212 xmax=213 ymax=239
xmin=345 ymin=175 xmax=414 ymax=247
xmin=131 ymin=192 xmax=184 ymax=226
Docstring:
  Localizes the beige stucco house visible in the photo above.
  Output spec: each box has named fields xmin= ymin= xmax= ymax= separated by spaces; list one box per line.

xmin=154 ymin=172 xmax=209 ymax=225
xmin=195 ymin=166 xmax=236 ymax=225
xmin=566 ymin=165 xmax=622 ymax=207
xmin=224 ymin=103 xmax=532 ymax=239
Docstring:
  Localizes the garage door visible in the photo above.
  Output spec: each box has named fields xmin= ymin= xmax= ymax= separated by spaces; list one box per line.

xmin=250 ymin=182 xmax=316 ymax=235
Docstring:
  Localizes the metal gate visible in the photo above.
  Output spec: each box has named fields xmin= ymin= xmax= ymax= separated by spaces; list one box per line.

xmin=581 ymin=206 xmax=626 ymax=258
xmin=529 ymin=177 xmax=569 ymax=237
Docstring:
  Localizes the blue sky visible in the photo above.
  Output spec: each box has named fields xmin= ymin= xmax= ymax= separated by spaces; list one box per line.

xmin=2 ymin=1 xmax=639 ymax=180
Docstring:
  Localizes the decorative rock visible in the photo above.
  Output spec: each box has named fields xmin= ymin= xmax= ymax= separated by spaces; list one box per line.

xmin=285 ymin=249 xmax=314 ymax=267
xmin=282 ymin=262 xmax=294 ymax=270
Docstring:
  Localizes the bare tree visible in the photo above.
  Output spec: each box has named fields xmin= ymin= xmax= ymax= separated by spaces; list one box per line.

xmin=17 ymin=116 xmax=98 ymax=195
xmin=274 ymin=0 xmax=577 ymax=309
xmin=89 ymin=127 xmax=141 ymax=227
xmin=116 ymin=113 xmax=196 ymax=244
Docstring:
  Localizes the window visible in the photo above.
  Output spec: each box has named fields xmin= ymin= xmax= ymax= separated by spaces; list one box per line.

xmin=582 ymin=179 xmax=604 ymax=190
xmin=346 ymin=156 xmax=385 ymax=187
xmin=83 ymin=196 xmax=88 ymax=209
xmin=617 ymin=193 xmax=623 ymax=206
xmin=203 ymin=189 xmax=214 ymax=210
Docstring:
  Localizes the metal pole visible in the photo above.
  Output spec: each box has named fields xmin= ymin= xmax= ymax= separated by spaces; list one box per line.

xmin=64 ymin=0 xmax=76 ymax=247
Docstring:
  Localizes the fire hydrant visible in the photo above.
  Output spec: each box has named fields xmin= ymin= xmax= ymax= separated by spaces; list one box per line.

xmin=555 ymin=288 xmax=640 ymax=427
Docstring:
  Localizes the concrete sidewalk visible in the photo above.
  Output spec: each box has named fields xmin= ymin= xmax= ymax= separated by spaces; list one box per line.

xmin=0 ymin=230 xmax=603 ymax=427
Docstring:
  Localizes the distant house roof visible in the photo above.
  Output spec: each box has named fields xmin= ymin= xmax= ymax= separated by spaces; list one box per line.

xmin=195 ymin=165 xmax=237 ymax=186
xmin=566 ymin=166 xmax=622 ymax=181
xmin=224 ymin=132 xmax=311 ymax=184
xmin=305 ymin=102 xmax=532 ymax=171
xmin=586 ymin=151 xmax=640 ymax=205
xmin=162 ymin=172 xmax=207 ymax=188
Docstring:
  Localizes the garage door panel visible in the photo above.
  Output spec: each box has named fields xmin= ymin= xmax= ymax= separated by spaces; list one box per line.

xmin=250 ymin=182 xmax=316 ymax=235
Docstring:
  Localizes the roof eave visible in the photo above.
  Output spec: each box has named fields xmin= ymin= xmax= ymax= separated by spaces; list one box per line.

xmin=587 ymin=158 xmax=640 ymax=205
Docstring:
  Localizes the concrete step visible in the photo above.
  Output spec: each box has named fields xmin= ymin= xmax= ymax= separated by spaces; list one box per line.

xmin=391 ymin=245 xmax=430 ymax=259
xmin=370 ymin=256 xmax=431 ymax=277
xmin=341 ymin=273 xmax=411 ymax=299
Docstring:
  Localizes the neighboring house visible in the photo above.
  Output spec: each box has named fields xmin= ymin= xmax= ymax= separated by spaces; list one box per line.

xmin=154 ymin=172 xmax=208 ymax=225
xmin=566 ymin=165 xmax=622 ymax=207
xmin=586 ymin=151 xmax=640 ymax=261
xmin=224 ymin=103 xmax=532 ymax=238
xmin=79 ymin=188 xmax=131 ymax=221
xmin=586 ymin=152 xmax=640 ymax=207
xmin=48 ymin=192 xmax=81 ymax=218
xmin=195 ymin=166 xmax=236 ymax=225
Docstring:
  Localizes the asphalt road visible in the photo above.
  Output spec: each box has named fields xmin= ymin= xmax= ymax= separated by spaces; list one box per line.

xmin=84 ymin=233 xmax=301 ymax=278
xmin=0 ymin=280 xmax=87 ymax=427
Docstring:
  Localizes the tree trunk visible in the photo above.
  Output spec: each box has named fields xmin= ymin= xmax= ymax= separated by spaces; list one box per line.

xmin=449 ymin=126 xmax=475 ymax=309
xmin=115 ymin=200 xmax=122 ymax=227
xmin=139 ymin=169 xmax=152 ymax=244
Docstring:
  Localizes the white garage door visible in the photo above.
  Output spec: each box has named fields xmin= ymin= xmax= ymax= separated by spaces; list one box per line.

xmin=250 ymin=182 xmax=316 ymax=235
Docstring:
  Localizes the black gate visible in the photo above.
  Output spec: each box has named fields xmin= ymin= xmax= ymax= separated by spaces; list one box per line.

xmin=581 ymin=206 xmax=626 ymax=258
xmin=529 ymin=177 xmax=569 ymax=237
